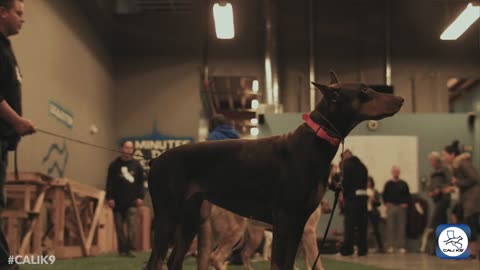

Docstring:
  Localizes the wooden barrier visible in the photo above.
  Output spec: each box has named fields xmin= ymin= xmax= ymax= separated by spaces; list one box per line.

xmin=3 ymin=172 xmax=50 ymax=255
xmin=135 ymin=206 xmax=152 ymax=251
xmin=2 ymin=172 xmax=152 ymax=258
xmin=3 ymin=173 xmax=105 ymax=258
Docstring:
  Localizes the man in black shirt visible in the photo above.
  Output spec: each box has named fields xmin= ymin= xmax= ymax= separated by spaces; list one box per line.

xmin=0 ymin=1 xmax=35 ymax=269
xmin=339 ymin=150 xmax=369 ymax=256
xmin=382 ymin=166 xmax=411 ymax=253
xmin=106 ymin=141 xmax=145 ymax=257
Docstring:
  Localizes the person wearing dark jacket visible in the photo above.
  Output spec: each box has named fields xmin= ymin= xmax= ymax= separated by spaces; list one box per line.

xmin=422 ymin=151 xmax=452 ymax=255
xmin=442 ymin=140 xmax=480 ymax=259
xmin=207 ymin=114 xmax=240 ymax=141
xmin=0 ymin=1 xmax=35 ymax=269
xmin=339 ymin=150 xmax=369 ymax=256
xmin=106 ymin=140 xmax=145 ymax=257
xmin=367 ymin=176 xmax=384 ymax=253
xmin=382 ymin=166 xmax=411 ymax=254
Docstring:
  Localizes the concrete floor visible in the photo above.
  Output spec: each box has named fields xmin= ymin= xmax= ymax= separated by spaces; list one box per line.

xmin=324 ymin=253 xmax=479 ymax=270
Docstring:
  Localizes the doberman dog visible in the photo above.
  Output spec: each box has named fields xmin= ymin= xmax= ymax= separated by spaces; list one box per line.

xmin=145 ymin=71 xmax=404 ymax=270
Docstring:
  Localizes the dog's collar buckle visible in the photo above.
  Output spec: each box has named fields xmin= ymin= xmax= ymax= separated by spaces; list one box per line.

xmin=302 ymin=114 xmax=341 ymax=146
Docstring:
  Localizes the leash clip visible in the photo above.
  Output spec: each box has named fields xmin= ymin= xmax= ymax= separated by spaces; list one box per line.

xmin=328 ymin=173 xmax=343 ymax=193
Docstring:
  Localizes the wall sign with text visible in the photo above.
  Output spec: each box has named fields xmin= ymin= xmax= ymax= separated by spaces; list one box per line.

xmin=119 ymin=127 xmax=193 ymax=183
xmin=48 ymin=101 xmax=73 ymax=129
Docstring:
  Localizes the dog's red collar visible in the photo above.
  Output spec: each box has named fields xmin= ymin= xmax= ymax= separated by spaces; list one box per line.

xmin=302 ymin=114 xmax=341 ymax=146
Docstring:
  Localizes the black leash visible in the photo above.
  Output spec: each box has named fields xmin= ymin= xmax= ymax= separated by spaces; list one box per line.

xmin=311 ymin=186 xmax=342 ymax=270
xmin=36 ymin=128 xmax=149 ymax=159
xmin=311 ymin=111 xmax=345 ymax=270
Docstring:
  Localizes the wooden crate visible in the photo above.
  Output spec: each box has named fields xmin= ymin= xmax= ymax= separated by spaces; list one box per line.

xmin=3 ymin=172 xmax=152 ymax=258
xmin=3 ymin=173 xmax=107 ymax=258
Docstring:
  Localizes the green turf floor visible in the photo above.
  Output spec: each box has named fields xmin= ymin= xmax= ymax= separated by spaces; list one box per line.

xmin=20 ymin=252 xmax=389 ymax=270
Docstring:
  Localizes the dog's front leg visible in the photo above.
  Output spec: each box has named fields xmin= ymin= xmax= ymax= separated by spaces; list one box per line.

xmin=271 ymin=210 xmax=307 ymax=270
xmin=197 ymin=201 xmax=213 ymax=270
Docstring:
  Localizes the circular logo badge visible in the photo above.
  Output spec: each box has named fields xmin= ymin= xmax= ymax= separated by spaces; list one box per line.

xmin=438 ymin=226 xmax=469 ymax=257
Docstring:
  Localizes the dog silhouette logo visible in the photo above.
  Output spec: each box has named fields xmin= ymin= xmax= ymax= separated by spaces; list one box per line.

xmin=436 ymin=224 xmax=470 ymax=259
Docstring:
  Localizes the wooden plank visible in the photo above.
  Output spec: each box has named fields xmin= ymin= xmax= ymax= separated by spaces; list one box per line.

xmin=97 ymin=205 xmax=107 ymax=252
xmin=84 ymin=190 xmax=105 ymax=255
xmin=24 ymin=185 xmax=32 ymax=212
xmin=1 ymin=210 xmax=27 ymax=219
xmin=136 ymin=206 xmax=151 ymax=251
xmin=50 ymin=178 xmax=67 ymax=187
xmin=31 ymin=186 xmax=47 ymax=214
xmin=18 ymin=187 xmax=47 ymax=254
xmin=66 ymin=182 xmax=87 ymax=256
xmin=65 ymin=179 xmax=103 ymax=200
xmin=32 ymin=208 xmax=45 ymax=254
xmin=8 ymin=218 xmax=18 ymax=253
xmin=53 ymin=187 xmax=65 ymax=248
xmin=7 ymin=172 xmax=52 ymax=184
xmin=5 ymin=185 xmax=36 ymax=201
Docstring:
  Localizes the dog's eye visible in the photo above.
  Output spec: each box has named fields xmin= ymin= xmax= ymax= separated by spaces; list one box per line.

xmin=359 ymin=89 xmax=371 ymax=101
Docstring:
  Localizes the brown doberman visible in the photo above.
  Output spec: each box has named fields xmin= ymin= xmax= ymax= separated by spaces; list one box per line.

xmin=145 ymin=71 xmax=404 ymax=270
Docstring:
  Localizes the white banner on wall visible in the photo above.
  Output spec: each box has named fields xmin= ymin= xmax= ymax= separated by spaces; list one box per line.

xmin=333 ymin=135 xmax=419 ymax=193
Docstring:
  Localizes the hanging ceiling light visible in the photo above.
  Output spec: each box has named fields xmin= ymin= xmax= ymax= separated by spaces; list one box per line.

xmin=213 ymin=1 xmax=235 ymax=39
xmin=441 ymin=2 xmax=480 ymax=40
xmin=252 ymin=80 xmax=259 ymax=93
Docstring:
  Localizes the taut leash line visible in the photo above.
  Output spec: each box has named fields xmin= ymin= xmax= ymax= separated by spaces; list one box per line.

xmin=36 ymin=128 xmax=148 ymax=159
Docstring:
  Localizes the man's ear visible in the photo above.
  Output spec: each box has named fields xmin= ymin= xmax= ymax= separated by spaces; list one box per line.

xmin=329 ymin=70 xmax=339 ymax=85
xmin=312 ymin=82 xmax=339 ymax=103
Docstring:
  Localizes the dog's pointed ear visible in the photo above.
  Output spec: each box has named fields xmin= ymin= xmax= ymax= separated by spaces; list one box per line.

xmin=312 ymin=82 xmax=338 ymax=103
xmin=329 ymin=70 xmax=339 ymax=85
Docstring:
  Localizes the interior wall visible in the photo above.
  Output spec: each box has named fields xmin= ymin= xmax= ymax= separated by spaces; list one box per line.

xmin=9 ymin=0 xmax=115 ymax=189
xmin=451 ymin=83 xmax=480 ymax=113
xmin=113 ymin=56 xmax=202 ymax=140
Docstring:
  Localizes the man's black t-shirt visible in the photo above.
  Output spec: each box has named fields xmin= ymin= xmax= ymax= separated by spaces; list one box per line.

xmin=0 ymin=33 xmax=22 ymax=149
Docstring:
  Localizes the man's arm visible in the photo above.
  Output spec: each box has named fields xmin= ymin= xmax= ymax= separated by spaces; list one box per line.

xmin=400 ymin=181 xmax=411 ymax=207
xmin=382 ymin=182 xmax=391 ymax=203
xmin=0 ymin=100 xmax=35 ymax=135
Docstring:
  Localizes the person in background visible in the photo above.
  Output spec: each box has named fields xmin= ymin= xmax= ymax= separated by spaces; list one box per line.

xmin=422 ymin=151 xmax=452 ymax=255
xmin=106 ymin=141 xmax=145 ymax=257
xmin=442 ymin=140 xmax=480 ymax=259
xmin=208 ymin=113 xmax=240 ymax=141
xmin=367 ymin=176 xmax=384 ymax=253
xmin=382 ymin=166 xmax=411 ymax=254
xmin=0 ymin=1 xmax=35 ymax=269
xmin=450 ymin=202 xmax=463 ymax=224
xmin=339 ymin=150 xmax=369 ymax=256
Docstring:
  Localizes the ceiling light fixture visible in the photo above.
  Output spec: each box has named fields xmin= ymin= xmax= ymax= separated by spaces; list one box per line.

xmin=213 ymin=1 xmax=235 ymax=39
xmin=441 ymin=2 xmax=480 ymax=40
